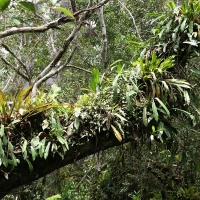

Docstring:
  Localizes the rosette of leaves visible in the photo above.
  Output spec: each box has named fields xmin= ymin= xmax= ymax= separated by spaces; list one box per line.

xmin=147 ymin=0 xmax=200 ymax=69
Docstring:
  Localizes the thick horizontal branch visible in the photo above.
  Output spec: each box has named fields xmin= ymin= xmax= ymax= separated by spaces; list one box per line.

xmin=0 ymin=17 xmax=74 ymax=39
xmin=0 ymin=129 xmax=130 ymax=199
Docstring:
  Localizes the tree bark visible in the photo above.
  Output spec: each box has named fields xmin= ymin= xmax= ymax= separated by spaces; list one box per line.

xmin=0 ymin=128 xmax=131 ymax=199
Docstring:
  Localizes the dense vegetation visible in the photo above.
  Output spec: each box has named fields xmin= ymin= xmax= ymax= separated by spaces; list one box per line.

xmin=0 ymin=0 xmax=200 ymax=199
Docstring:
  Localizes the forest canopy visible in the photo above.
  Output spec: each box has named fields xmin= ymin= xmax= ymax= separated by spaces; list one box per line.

xmin=0 ymin=0 xmax=200 ymax=199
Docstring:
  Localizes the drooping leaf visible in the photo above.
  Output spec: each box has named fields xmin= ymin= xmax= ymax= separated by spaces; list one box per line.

xmin=11 ymin=18 xmax=21 ymax=26
xmin=31 ymin=136 xmax=40 ymax=148
xmin=0 ymin=125 xmax=4 ymax=137
xmin=22 ymin=139 xmax=28 ymax=153
xmin=31 ymin=146 xmax=37 ymax=161
xmin=167 ymin=1 xmax=176 ymax=10
xmin=143 ymin=106 xmax=148 ymax=127
xmin=39 ymin=138 xmax=46 ymax=158
xmin=113 ymin=113 xmax=127 ymax=122
xmin=26 ymin=159 xmax=33 ymax=172
xmin=152 ymin=100 xmax=158 ymax=121
xmin=44 ymin=142 xmax=51 ymax=159
xmin=111 ymin=124 xmax=122 ymax=142
xmin=19 ymin=1 xmax=36 ymax=12
xmin=155 ymin=97 xmax=170 ymax=116
xmin=74 ymin=118 xmax=80 ymax=130
xmin=53 ymin=7 xmax=75 ymax=19
xmin=180 ymin=18 xmax=187 ymax=32
xmin=0 ymin=0 xmax=10 ymax=11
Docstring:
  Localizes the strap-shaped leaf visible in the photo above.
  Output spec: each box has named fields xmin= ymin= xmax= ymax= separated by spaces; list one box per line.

xmin=155 ymin=97 xmax=170 ymax=116
xmin=152 ymin=100 xmax=158 ymax=121
xmin=111 ymin=124 xmax=122 ymax=142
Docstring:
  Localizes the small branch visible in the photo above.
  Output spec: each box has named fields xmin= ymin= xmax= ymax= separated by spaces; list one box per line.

xmin=66 ymin=65 xmax=92 ymax=73
xmin=76 ymin=167 xmax=93 ymax=191
xmin=0 ymin=43 xmax=30 ymax=79
xmin=0 ymin=17 xmax=74 ymax=39
xmin=118 ymin=0 xmax=142 ymax=41
xmin=49 ymin=29 xmax=57 ymax=55
xmin=0 ymin=57 xmax=29 ymax=81
xmin=97 ymin=150 xmax=103 ymax=172
xmin=31 ymin=42 xmax=78 ymax=97
xmin=98 ymin=6 xmax=108 ymax=68
xmin=74 ymin=0 xmax=110 ymax=17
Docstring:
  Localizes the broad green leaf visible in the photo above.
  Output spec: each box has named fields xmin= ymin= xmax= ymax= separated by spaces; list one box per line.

xmin=152 ymin=100 xmax=158 ymax=121
xmin=11 ymin=18 xmax=21 ymax=26
xmin=0 ymin=139 xmax=4 ymax=155
xmin=42 ymin=119 xmax=49 ymax=130
xmin=74 ymin=107 xmax=81 ymax=117
xmin=0 ymin=125 xmax=4 ymax=137
xmin=53 ymin=7 xmax=75 ymax=19
xmin=180 ymin=18 xmax=187 ymax=32
xmin=39 ymin=138 xmax=46 ymax=158
xmin=22 ymin=139 xmax=28 ymax=153
xmin=167 ymin=1 xmax=176 ymax=10
xmin=183 ymin=90 xmax=190 ymax=105
xmin=74 ymin=118 xmax=80 ymax=130
xmin=31 ymin=146 xmax=37 ymax=161
xmin=0 ymin=0 xmax=10 ymax=11
xmin=190 ymin=68 xmax=200 ymax=75
xmin=166 ymin=20 xmax=172 ymax=32
xmin=11 ymin=153 xmax=18 ymax=166
xmin=2 ymin=154 xmax=8 ymax=167
xmin=26 ymin=159 xmax=33 ymax=172
xmin=8 ymin=141 xmax=13 ymax=152
xmin=44 ymin=142 xmax=51 ymax=159
xmin=31 ymin=136 xmax=40 ymax=148
xmin=112 ymin=74 xmax=120 ymax=87
xmin=183 ymin=40 xmax=198 ymax=47
xmin=155 ymin=97 xmax=170 ymax=116
xmin=189 ymin=21 xmax=193 ymax=34
xmin=19 ymin=1 xmax=36 ymax=12
xmin=143 ymin=106 xmax=148 ymax=127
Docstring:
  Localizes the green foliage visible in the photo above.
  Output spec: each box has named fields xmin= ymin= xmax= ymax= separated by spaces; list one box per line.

xmin=53 ymin=7 xmax=75 ymax=19
xmin=46 ymin=194 xmax=62 ymax=200
xmin=0 ymin=0 xmax=10 ymax=11
xmin=19 ymin=1 xmax=36 ymax=13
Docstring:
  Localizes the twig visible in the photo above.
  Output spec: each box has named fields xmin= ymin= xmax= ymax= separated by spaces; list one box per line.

xmin=118 ymin=0 xmax=142 ymax=40
xmin=76 ymin=167 xmax=93 ymax=191
xmin=66 ymin=65 xmax=92 ymax=73
xmin=0 ymin=42 xmax=30 ymax=78
xmin=0 ymin=56 xmax=29 ymax=81
xmin=74 ymin=0 xmax=111 ymax=17
xmin=98 ymin=6 xmax=108 ymax=68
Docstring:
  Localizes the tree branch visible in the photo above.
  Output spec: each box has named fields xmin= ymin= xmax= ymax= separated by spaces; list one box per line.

xmin=0 ymin=57 xmax=29 ymax=81
xmin=0 ymin=17 xmax=74 ymax=39
xmin=74 ymin=0 xmax=111 ymax=17
xmin=0 ymin=43 xmax=31 ymax=79
xmin=0 ymin=127 xmax=130 ymax=199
